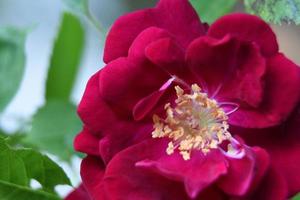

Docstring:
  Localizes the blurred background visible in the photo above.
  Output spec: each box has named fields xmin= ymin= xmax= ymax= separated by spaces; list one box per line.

xmin=0 ymin=0 xmax=299 ymax=199
xmin=0 ymin=0 xmax=156 ymax=132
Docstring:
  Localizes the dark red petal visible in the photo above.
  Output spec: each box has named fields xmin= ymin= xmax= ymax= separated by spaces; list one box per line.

xmin=80 ymin=156 xmax=107 ymax=200
xmin=208 ymin=13 xmax=278 ymax=57
xmin=247 ymin=147 xmax=270 ymax=193
xmin=133 ymin=89 xmax=167 ymax=121
xmin=145 ymin=38 xmax=184 ymax=66
xmin=250 ymin=167 xmax=288 ymax=200
xmin=145 ymin=37 xmax=186 ymax=75
xmin=268 ymin=108 xmax=300 ymax=196
xmin=263 ymin=54 xmax=300 ymax=124
xmin=235 ymin=106 xmax=300 ymax=196
xmin=217 ymin=147 xmax=269 ymax=196
xmin=77 ymin=71 xmax=116 ymax=133
xmin=186 ymin=35 xmax=266 ymax=108
xmin=128 ymin=27 xmax=190 ymax=79
xmin=197 ymin=186 xmax=227 ymax=200
xmin=99 ymin=57 xmax=169 ymax=115
xmin=103 ymin=9 xmax=154 ymax=63
xmin=135 ymin=139 xmax=228 ymax=198
xmin=65 ymin=184 xmax=90 ymax=200
xmin=128 ymin=27 xmax=172 ymax=59
xmin=103 ymin=140 xmax=190 ymax=200
xmin=229 ymin=54 xmax=300 ymax=128
xmin=217 ymin=42 xmax=266 ymax=108
xmin=74 ymin=127 xmax=100 ymax=156
xmin=104 ymin=0 xmax=205 ymax=63
xmin=99 ymin=122 xmax=153 ymax=164
xmin=186 ymin=35 xmax=239 ymax=94
xmin=133 ymin=77 xmax=175 ymax=121
xmin=154 ymin=0 xmax=206 ymax=47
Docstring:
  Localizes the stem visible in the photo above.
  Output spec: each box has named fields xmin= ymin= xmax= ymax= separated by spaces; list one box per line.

xmin=86 ymin=10 xmax=106 ymax=39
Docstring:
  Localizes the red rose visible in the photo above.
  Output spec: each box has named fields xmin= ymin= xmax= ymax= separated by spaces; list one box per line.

xmin=69 ymin=0 xmax=300 ymax=199
xmin=65 ymin=184 xmax=90 ymax=200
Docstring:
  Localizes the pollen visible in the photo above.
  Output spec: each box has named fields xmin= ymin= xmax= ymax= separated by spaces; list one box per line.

xmin=152 ymin=84 xmax=232 ymax=160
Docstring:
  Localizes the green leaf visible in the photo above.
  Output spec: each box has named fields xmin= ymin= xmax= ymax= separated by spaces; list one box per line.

xmin=0 ymin=181 xmax=60 ymax=200
xmin=293 ymin=193 xmax=300 ymax=200
xmin=17 ymin=149 xmax=71 ymax=192
xmin=0 ymin=27 xmax=26 ymax=112
xmin=0 ymin=139 xmax=27 ymax=186
xmin=244 ymin=0 xmax=300 ymax=25
xmin=46 ymin=12 xmax=84 ymax=101
xmin=0 ymin=137 xmax=70 ymax=199
xmin=2 ymin=133 xmax=25 ymax=147
xmin=189 ymin=0 xmax=237 ymax=23
xmin=0 ymin=130 xmax=26 ymax=147
xmin=25 ymin=100 xmax=82 ymax=161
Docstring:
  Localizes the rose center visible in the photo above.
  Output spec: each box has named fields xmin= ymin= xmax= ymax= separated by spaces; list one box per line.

xmin=152 ymin=84 xmax=232 ymax=160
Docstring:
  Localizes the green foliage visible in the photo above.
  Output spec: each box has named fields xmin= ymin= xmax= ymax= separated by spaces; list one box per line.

xmin=17 ymin=149 xmax=71 ymax=192
xmin=0 ymin=131 xmax=25 ymax=147
xmin=20 ymin=12 xmax=85 ymax=162
xmin=25 ymin=12 xmax=84 ymax=161
xmin=46 ymin=12 xmax=84 ymax=101
xmin=293 ymin=193 xmax=300 ymax=200
xmin=244 ymin=0 xmax=300 ymax=24
xmin=189 ymin=0 xmax=237 ymax=23
xmin=0 ymin=27 xmax=26 ymax=112
xmin=0 ymin=181 xmax=60 ymax=200
xmin=0 ymin=137 xmax=70 ymax=200
xmin=25 ymin=100 xmax=82 ymax=161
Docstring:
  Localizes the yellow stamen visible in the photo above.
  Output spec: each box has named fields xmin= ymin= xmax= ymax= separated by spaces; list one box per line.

xmin=152 ymin=84 xmax=232 ymax=160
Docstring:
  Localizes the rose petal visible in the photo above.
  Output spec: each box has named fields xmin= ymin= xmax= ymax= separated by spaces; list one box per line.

xmin=217 ymin=146 xmax=269 ymax=196
xmin=103 ymin=140 xmax=190 ymax=200
xmin=197 ymin=186 xmax=227 ymax=200
xmin=145 ymin=38 xmax=184 ymax=66
xmin=74 ymin=127 xmax=100 ymax=156
xmin=81 ymin=156 xmax=107 ymax=200
xmin=208 ymin=13 xmax=278 ymax=57
xmin=128 ymin=27 xmax=172 ymax=59
xmin=145 ymin=37 xmax=187 ymax=76
xmin=217 ymin=42 xmax=266 ymax=108
xmin=103 ymin=9 xmax=155 ymax=63
xmin=229 ymin=53 xmax=300 ymax=128
xmin=135 ymin=139 xmax=228 ymax=198
xmin=132 ymin=88 xmax=167 ymax=121
xmin=65 ymin=184 xmax=90 ymax=200
xmin=99 ymin=57 xmax=169 ymax=116
xmin=154 ymin=0 xmax=206 ymax=47
xmin=250 ymin=167 xmax=288 ymax=200
xmin=186 ymin=35 xmax=239 ymax=94
xmin=186 ymin=35 xmax=266 ymax=108
xmin=104 ymin=0 xmax=205 ymax=63
xmin=234 ymin=105 xmax=300 ymax=196
xmin=99 ymin=122 xmax=153 ymax=164
xmin=77 ymin=71 xmax=116 ymax=133
xmin=133 ymin=77 xmax=175 ymax=121
xmin=268 ymin=107 xmax=300 ymax=196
